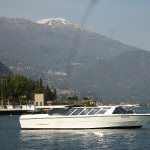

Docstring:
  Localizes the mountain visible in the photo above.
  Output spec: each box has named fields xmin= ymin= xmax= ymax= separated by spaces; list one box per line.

xmin=0 ymin=61 xmax=12 ymax=76
xmin=0 ymin=17 xmax=149 ymax=103
xmin=84 ymin=50 xmax=150 ymax=103
xmin=0 ymin=17 xmax=141 ymax=70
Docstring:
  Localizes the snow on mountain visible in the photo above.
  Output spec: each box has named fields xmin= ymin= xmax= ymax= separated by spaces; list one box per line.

xmin=37 ymin=18 xmax=71 ymax=25
xmin=37 ymin=17 xmax=84 ymax=31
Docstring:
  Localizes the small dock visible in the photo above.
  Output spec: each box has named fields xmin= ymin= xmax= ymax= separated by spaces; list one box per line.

xmin=0 ymin=105 xmax=35 ymax=115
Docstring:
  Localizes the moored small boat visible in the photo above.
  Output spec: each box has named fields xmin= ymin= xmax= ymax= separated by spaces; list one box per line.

xmin=19 ymin=105 xmax=150 ymax=129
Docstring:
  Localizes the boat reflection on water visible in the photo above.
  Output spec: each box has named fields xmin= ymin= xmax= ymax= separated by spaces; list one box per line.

xmin=19 ymin=124 xmax=150 ymax=150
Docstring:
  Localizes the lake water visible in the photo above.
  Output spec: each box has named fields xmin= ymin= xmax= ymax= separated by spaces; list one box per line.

xmin=0 ymin=107 xmax=150 ymax=150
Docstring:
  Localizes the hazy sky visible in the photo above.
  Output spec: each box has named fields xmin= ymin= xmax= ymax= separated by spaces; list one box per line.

xmin=1 ymin=0 xmax=150 ymax=51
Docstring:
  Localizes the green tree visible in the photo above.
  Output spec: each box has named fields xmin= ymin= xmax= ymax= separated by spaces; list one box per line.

xmin=25 ymin=78 xmax=36 ymax=100
xmin=7 ymin=75 xmax=29 ymax=103
xmin=0 ymin=84 xmax=8 ymax=104
xmin=45 ymin=85 xmax=52 ymax=101
xmin=34 ymin=85 xmax=45 ymax=93
xmin=40 ymin=78 xmax=43 ymax=86
xmin=53 ymin=88 xmax=57 ymax=100
xmin=83 ymin=96 xmax=89 ymax=100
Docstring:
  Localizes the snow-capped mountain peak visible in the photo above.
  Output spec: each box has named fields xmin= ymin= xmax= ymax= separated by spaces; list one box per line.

xmin=37 ymin=18 xmax=71 ymax=26
xmin=37 ymin=17 xmax=85 ymax=31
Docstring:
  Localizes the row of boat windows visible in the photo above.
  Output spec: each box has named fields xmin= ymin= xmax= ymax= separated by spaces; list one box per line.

xmin=48 ymin=107 xmax=110 ymax=116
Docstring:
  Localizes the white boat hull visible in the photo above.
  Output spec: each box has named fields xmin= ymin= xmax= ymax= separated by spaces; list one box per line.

xmin=20 ymin=114 xmax=150 ymax=129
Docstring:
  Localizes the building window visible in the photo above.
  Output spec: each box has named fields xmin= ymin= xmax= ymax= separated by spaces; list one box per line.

xmin=0 ymin=77 xmax=8 ymax=85
xmin=36 ymin=102 xmax=38 ymax=106
xmin=40 ymin=102 xmax=42 ymax=106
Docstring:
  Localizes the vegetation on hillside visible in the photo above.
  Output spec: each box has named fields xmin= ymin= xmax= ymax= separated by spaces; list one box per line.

xmin=0 ymin=74 xmax=56 ymax=105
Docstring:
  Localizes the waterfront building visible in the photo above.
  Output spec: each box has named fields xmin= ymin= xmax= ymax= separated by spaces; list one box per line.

xmin=34 ymin=93 xmax=45 ymax=106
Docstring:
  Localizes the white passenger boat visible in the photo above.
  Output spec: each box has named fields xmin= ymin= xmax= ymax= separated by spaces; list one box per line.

xmin=19 ymin=105 xmax=150 ymax=129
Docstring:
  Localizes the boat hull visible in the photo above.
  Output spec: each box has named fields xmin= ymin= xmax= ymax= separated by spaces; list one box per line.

xmin=20 ymin=114 xmax=150 ymax=129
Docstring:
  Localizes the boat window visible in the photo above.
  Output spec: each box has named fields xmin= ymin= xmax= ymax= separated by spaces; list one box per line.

xmin=118 ymin=107 xmax=128 ymax=114
xmin=48 ymin=108 xmax=68 ymax=115
xmin=71 ymin=108 xmax=83 ymax=115
xmin=97 ymin=108 xmax=109 ymax=114
xmin=112 ymin=107 xmax=128 ymax=114
xmin=80 ymin=108 xmax=93 ymax=115
xmin=63 ymin=108 xmax=76 ymax=115
xmin=88 ymin=108 xmax=100 ymax=115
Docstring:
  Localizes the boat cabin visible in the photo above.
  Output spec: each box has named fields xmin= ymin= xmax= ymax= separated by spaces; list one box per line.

xmin=45 ymin=106 xmax=134 ymax=116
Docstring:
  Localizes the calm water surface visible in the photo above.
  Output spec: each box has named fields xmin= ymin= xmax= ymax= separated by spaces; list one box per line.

xmin=0 ymin=107 xmax=150 ymax=150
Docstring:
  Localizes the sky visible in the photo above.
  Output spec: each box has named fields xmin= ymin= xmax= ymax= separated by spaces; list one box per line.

xmin=0 ymin=0 xmax=150 ymax=51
